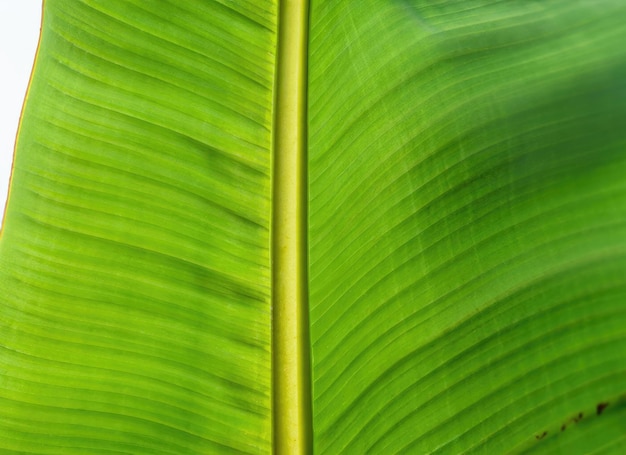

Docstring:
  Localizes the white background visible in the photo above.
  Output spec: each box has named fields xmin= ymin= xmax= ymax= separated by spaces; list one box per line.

xmin=0 ymin=2 xmax=42 ymax=224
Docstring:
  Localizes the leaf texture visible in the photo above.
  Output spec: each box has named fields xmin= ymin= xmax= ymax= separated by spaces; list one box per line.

xmin=1 ymin=0 xmax=626 ymax=453
xmin=0 ymin=0 xmax=276 ymax=453
xmin=308 ymin=0 xmax=626 ymax=453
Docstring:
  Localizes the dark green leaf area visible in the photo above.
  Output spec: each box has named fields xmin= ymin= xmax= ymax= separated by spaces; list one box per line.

xmin=309 ymin=0 xmax=626 ymax=453
xmin=520 ymin=395 xmax=626 ymax=454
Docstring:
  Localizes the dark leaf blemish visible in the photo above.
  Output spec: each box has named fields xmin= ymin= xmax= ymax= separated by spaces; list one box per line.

xmin=597 ymin=402 xmax=609 ymax=415
xmin=561 ymin=412 xmax=583 ymax=432
xmin=535 ymin=431 xmax=547 ymax=440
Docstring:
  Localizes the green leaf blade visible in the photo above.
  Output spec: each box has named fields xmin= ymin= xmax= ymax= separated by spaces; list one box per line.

xmin=0 ymin=0 xmax=277 ymax=453
xmin=2 ymin=0 xmax=626 ymax=453
xmin=308 ymin=1 xmax=626 ymax=453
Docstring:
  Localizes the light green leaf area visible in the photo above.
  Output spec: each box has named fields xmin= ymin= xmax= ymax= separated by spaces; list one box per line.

xmin=0 ymin=0 xmax=276 ymax=453
xmin=308 ymin=1 xmax=626 ymax=454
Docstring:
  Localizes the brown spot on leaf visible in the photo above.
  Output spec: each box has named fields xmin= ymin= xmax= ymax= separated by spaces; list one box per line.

xmin=597 ymin=402 xmax=609 ymax=415
xmin=574 ymin=412 xmax=583 ymax=423
xmin=535 ymin=431 xmax=547 ymax=440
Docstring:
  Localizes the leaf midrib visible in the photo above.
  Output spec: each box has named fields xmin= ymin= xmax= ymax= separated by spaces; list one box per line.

xmin=271 ymin=0 xmax=312 ymax=453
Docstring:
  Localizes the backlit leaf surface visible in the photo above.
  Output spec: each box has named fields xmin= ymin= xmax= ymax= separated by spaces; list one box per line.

xmin=308 ymin=1 xmax=626 ymax=453
xmin=0 ymin=1 xmax=276 ymax=453
xmin=1 ymin=0 xmax=625 ymax=453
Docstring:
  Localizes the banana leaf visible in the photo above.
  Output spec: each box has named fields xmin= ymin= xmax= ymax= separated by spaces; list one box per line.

xmin=1 ymin=0 xmax=625 ymax=453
